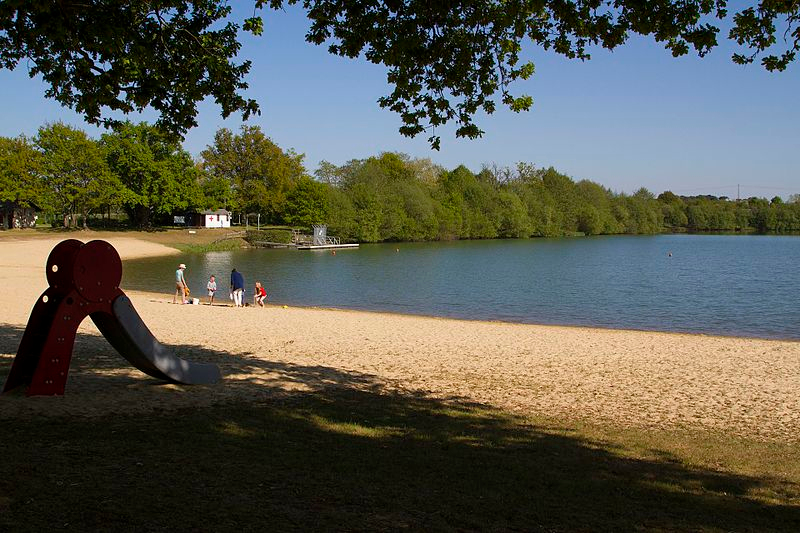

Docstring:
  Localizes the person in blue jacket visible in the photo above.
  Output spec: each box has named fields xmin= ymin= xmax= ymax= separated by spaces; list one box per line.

xmin=230 ymin=268 xmax=245 ymax=307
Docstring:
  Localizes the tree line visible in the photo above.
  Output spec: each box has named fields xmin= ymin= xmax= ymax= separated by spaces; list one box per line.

xmin=2 ymin=122 xmax=799 ymax=239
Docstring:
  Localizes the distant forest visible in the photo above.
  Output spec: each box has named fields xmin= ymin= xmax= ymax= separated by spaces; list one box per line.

xmin=2 ymin=122 xmax=799 ymax=240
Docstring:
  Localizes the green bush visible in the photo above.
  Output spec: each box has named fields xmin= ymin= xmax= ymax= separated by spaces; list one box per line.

xmin=174 ymin=239 xmax=245 ymax=253
xmin=244 ymin=229 xmax=293 ymax=245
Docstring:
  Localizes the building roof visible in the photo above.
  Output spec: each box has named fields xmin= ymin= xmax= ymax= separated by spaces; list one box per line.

xmin=2 ymin=200 xmax=41 ymax=211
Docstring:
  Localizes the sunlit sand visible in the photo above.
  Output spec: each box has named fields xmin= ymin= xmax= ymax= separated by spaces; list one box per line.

xmin=1 ymin=234 xmax=798 ymax=443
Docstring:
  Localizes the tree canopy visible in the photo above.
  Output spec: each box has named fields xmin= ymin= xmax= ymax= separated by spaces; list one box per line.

xmin=200 ymin=125 xmax=306 ymax=220
xmin=0 ymin=1 xmax=257 ymax=137
xmin=1 ymin=1 xmax=797 ymax=147
xmin=0 ymin=135 xmax=42 ymax=208
xmin=101 ymin=122 xmax=202 ymax=227
xmin=36 ymin=122 xmax=118 ymax=228
xmin=2 ymin=120 xmax=799 ymax=234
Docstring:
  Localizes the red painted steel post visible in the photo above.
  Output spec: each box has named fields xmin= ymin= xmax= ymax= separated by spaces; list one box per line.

xmin=26 ymin=292 xmax=86 ymax=396
xmin=3 ymin=240 xmax=123 ymax=396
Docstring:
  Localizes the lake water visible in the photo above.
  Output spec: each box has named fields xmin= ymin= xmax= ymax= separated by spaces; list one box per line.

xmin=122 ymin=235 xmax=800 ymax=340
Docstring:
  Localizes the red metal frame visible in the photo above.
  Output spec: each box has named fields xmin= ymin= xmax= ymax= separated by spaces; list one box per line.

xmin=4 ymin=239 xmax=124 ymax=396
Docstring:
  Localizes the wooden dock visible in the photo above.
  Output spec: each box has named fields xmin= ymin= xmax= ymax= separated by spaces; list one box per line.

xmin=251 ymin=242 xmax=295 ymax=248
xmin=246 ymin=225 xmax=358 ymax=250
xmin=296 ymin=243 xmax=360 ymax=250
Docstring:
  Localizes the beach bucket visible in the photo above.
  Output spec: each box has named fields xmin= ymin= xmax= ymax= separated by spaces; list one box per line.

xmin=192 ymin=298 xmax=199 ymax=305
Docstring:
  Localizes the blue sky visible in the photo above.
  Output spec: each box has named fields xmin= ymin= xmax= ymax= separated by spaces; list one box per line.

xmin=1 ymin=4 xmax=798 ymax=199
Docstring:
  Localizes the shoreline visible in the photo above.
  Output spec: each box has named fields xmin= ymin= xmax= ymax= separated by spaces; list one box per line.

xmin=1 ymin=235 xmax=799 ymax=443
xmin=138 ymin=289 xmax=800 ymax=344
xmin=3 ymin=229 xmax=797 ymax=341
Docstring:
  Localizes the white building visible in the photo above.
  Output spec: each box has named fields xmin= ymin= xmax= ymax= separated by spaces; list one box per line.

xmin=200 ymin=209 xmax=231 ymax=228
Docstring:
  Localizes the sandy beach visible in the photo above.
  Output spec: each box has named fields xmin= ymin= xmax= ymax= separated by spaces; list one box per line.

xmin=0 ymin=234 xmax=798 ymax=443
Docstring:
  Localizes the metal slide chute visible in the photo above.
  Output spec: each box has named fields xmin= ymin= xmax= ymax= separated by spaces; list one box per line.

xmin=91 ymin=295 xmax=221 ymax=385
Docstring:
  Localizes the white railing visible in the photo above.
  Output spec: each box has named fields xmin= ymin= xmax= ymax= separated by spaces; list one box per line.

xmin=290 ymin=230 xmax=342 ymax=246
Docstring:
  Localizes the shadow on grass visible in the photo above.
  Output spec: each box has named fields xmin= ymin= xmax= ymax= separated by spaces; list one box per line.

xmin=1 ymin=323 xmax=799 ymax=531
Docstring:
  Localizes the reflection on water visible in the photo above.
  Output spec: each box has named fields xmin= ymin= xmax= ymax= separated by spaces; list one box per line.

xmin=123 ymin=235 xmax=800 ymax=340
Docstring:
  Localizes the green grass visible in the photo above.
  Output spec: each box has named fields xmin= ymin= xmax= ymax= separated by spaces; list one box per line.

xmin=173 ymin=239 xmax=246 ymax=253
xmin=1 ymin=389 xmax=798 ymax=531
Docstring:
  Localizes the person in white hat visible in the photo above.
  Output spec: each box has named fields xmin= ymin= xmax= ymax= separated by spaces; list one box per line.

xmin=173 ymin=263 xmax=189 ymax=304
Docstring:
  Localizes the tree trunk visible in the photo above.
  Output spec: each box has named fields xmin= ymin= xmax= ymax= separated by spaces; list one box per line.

xmin=125 ymin=205 xmax=151 ymax=228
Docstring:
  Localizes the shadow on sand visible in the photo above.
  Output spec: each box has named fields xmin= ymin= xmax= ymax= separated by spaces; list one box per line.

xmin=0 ymin=323 xmax=798 ymax=531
